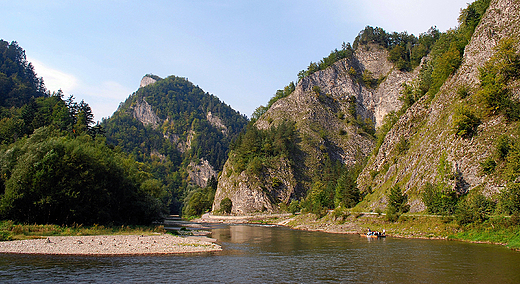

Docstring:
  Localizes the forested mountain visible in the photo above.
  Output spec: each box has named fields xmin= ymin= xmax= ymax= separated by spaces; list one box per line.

xmin=0 ymin=40 xmax=45 ymax=108
xmin=0 ymin=41 xmax=166 ymax=225
xmin=102 ymin=75 xmax=248 ymax=216
xmin=213 ymin=0 xmax=513 ymax=222
xmin=357 ymin=0 xmax=520 ymax=219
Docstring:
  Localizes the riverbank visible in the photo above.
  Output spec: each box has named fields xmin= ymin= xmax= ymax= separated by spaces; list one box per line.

xmin=198 ymin=211 xmax=520 ymax=250
xmin=0 ymin=234 xmax=221 ymax=256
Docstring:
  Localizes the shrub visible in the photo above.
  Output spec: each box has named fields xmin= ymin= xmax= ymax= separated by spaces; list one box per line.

xmin=452 ymin=105 xmax=480 ymax=138
xmin=456 ymin=192 xmax=495 ymax=225
xmin=421 ymin=182 xmax=458 ymax=215
xmin=497 ymin=183 xmax=520 ymax=215
xmin=480 ymin=158 xmax=496 ymax=175
xmin=477 ymin=38 xmax=520 ymax=120
xmin=220 ymin=198 xmax=233 ymax=214
xmin=288 ymin=199 xmax=300 ymax=214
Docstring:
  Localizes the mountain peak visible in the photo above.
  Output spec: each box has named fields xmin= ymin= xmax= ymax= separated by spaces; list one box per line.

xmin=140 ymin=74 xmax=161 ymax=88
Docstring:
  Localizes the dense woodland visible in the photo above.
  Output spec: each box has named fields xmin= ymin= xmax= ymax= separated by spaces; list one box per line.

xmin=1 ymin=0 xmax=518 ymax=229
xmin=102 ymin=75 xmax=248 ymax=216
xmin=0 ymin=40 xmax=166 ymax=225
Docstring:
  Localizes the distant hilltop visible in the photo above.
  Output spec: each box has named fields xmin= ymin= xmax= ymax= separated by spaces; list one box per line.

xmin=140 ymin=74 xmax=160 ymax=88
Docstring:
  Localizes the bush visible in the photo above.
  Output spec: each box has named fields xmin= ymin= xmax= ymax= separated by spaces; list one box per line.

xmin=0 ymin=127 xmax=166 ymax=225
xmin=480 ymin=158 xmax=496 ymax=175
xmin=220 ymin=198 xmax=233 ymax=214
xmin=288 ymin=199 xmax=300 ymax=214
xmin=452 ymin=105 xmax=480 ymax=138
xmin=498 ymin=183 xmax=520 ymax=215
xmin=477 ymin=38 xmax=520 ymax=120
xmin=456 ymin=192 xmax=495 ymax=225
xmin=421 ymin=183 xmax=459 ymax=215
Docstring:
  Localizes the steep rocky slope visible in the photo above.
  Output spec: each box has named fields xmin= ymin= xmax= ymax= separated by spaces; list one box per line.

xmin=357 ymin=0 xmax=520 ymax=212
xmin=103 ymin=75 xmax=248 ymax=213
xmin=213 ymin=44 xmax=420 ymax=214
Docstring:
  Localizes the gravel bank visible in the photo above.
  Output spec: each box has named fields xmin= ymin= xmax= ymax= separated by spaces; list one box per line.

xmin=0 ymin=234 xmax=221 ymax=256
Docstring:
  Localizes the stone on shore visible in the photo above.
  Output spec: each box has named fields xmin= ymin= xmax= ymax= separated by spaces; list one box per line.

xmin=0 ymin=234 xmax=221 ymax=256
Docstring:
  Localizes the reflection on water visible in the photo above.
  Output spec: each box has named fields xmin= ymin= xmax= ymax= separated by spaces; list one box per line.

xmin=1 ymin=224 xmax=520 ymax=283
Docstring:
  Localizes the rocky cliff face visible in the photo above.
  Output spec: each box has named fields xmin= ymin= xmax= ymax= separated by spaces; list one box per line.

xmin=213 ymin=44 xmax=420 ymax=214
xmin=357 ymin=0 xmax=520 ymax=212
xmin=105 ymin=75 xmax=248 ymax=190
xmin=132 ymin=98 xmax=160 ymax=128
xmin=140 ymin=75 xmax=157 ymax=88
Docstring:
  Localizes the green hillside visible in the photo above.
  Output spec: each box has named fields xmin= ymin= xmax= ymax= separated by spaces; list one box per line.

xmin=102 ymin=75 xmax=248 ymax=215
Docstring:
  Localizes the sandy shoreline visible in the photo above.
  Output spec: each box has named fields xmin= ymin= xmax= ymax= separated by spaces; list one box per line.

xmin=0 ymin=234 xmax=221 ymax=256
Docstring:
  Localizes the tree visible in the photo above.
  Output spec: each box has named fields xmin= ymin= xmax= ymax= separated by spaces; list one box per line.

xmin=386 ymin=185 xmax=410 ymax=221
xmin=220 ymin=198 xmax=232 ymax=214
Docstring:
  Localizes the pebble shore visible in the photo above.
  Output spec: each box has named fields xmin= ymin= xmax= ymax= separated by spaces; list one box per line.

xmin=0 ymin=234 xmax=221 ymax=256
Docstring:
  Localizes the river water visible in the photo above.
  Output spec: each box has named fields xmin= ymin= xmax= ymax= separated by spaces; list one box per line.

xmin=1 ymin=224 xmax=520 ymax=283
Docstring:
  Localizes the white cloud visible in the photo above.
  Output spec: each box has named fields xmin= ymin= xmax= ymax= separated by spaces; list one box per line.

xmin=80 ymin=81 xmax=134 ymax=120
xmin=28 ymin=57 xmax=78 ymax=94
xmin=27 ymin=57 xmax=133 ymax=121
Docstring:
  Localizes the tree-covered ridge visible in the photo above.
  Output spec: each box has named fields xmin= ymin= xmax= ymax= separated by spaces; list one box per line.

xmin=103 ymin=75 xmax=248 ymax=216
xmin=0 ymin=40 xmax=166 ymax=225
xmin=105 ymin=75 xmax=248 ymax=171
xmin=0 ymin=40 xmax=45 ymax=108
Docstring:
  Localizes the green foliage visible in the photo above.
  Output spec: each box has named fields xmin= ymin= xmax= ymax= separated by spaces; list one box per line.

xmin=252 ymin=82 xmax=295 ymax=121
xmin=495 ymin=134 xmax=512 ymax=161
xmin=422 ymin=183 xmax=459 ymax=215
xmin=220 ymin=197 xmax=232 ymax=214
xmin=0 ymin=127 xmax=166 ymax=225
xmin=457 ymin=85 xmax=471 ymax=99
xmin=480 ymin=158 xmax=496 ymax=174
xmin=395 ymin=137 xmax=410 ymax=155
xmin=477 ymin=38 xmax=520 ymax=120
xmin=456 ymin=192 xmax=495 ymax=225
xmin=230 ymin=121 xmax=297 ymax=175
xmin=353 ymin=26 xmax=440 ymax=72
xmin=182 ymin=177 xmax=217 ymax=217
xmin=497 ymin=183 xmax=520 ymax=215
xmin=288 ymin=199 xmax=300 ymax=214
xmin=0 ymin=40 xmax=46 ymax=109
xmin=386 ymin=185 xmax=410 ymax=221
xmin=489 ymin=130 xmax=520 ymax=183
xmin=302 ymin=181 xmax=330 ymax=217
xmin=334 ymin=165 xmax=362 ymax=208
xmin=298 ymin=42 xmax=354 ymax=81
xmin=452 ymin=105 xmax=481 ymax=138
xmin=362 ymin=70 xmax=378 ymax=89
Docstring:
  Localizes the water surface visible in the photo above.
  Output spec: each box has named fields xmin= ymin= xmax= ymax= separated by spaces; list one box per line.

xmin=1 ymin=224 xmax=519 ymax=283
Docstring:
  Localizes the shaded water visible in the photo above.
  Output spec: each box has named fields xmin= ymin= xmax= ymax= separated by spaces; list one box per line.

xmin=1 ymin=224 xmax=520 ymax=283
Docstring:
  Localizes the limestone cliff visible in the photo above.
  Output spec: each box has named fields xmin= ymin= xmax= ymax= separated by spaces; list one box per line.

xmin=357 ymin=0 xmax=520 ymax=212
xmin=104 ymin=75 xmax=248 ymax=190
xmin=213 ymin=43 xmax=420 ymax=214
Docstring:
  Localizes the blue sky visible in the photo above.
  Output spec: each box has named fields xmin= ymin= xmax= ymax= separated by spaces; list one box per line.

xmin=2 ymin=0 xmax=470 ymax=121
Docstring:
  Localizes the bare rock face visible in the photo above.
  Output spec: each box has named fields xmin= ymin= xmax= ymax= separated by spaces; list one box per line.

xmin=213 ymin=156 xmax=297 ymax=214
xmin=132 ymin=98 xmax=160 ymax=128
xmin=214 ymin=43 xmax=419 ymax=214
xmin=187 ymin=159 xmax=217 ymax=188
xmin=357 ymin=0 xmax=520 ymax=212
xmin=206 ymin=111 xmax=228 ymax=134
xmin=140 ymin=75 xmax=157 ymax=88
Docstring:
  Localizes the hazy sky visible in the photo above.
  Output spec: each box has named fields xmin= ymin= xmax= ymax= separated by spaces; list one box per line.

xmin=2 ymin=0 xmax=471 ymax=121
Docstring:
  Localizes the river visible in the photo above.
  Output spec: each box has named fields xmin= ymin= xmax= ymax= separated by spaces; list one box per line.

xmin=1 ymin=224 xmax=519 ymax=283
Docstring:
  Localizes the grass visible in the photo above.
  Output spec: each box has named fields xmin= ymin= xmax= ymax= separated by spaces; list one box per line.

xmin=0 ymin=220 xmax=166 ymax=241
